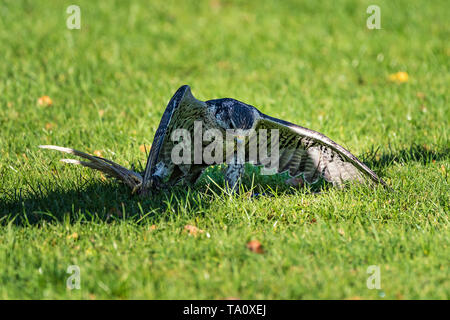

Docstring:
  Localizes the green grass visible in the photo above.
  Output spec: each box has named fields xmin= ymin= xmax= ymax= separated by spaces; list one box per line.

xmin=0 ymin=0 xmax=449 ymax=299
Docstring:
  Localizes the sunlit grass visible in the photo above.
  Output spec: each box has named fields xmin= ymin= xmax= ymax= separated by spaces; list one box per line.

xmin=0 ymin=0 xmax=448 ymax=299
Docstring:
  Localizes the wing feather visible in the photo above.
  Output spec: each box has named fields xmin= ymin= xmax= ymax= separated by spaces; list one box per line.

xmin=142 ymin=85 xmax=209 ymax=190
xmin=254 ymin=113 xmax=387 ymax=187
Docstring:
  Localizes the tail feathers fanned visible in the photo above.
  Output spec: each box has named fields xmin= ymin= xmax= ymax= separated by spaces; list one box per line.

xmin=39 ymin=145 xmax=142 ymax=192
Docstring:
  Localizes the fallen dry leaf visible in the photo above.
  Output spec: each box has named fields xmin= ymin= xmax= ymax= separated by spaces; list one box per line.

xmin=38 ymin=95 xmax=53 ymax=106
xmin=67 ymin=232 xmax=79 ymax=240
xmin=388 ymin=71 xmax=409 ymax=83
xmin=210 ymin=0 xmax=222 ymax=11
xmin=139 ymin=144 xmax=151 ymax=153
xmin=217 ymin=60 xmax=230 ymax=69
xmin=416 ymin=92 xmax=425 ymax=99
xmin=246 ymin=240 xmax=264 ymax=254
xmin=396 ymin=293 xmax=404 ymax=300
xmin=184 ymin=225 xmax=204 ymax=236
xmin=346 ymin=296 xmax=362 ymax=300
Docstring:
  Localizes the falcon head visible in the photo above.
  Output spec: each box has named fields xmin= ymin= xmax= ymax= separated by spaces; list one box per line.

xmin=207 ymin=98 xmax=257 ymax=142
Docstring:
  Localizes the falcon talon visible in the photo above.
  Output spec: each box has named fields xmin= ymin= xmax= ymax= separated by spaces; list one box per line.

xmin=40 ymin=85 xmax=388 ymax=196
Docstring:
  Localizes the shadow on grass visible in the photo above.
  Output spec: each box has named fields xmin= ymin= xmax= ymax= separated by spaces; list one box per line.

xmin=0 ymin=165 xmax=291 ymax=226
xmin=1 ymin=143 xmax=447 ymax=226
xmin=0 ymin=164 xmax=314 ymax=226
xmin=361 ymin=143 xmax=449 ymax=171
xmin=0 ymin=177 xmax=217 ymax=226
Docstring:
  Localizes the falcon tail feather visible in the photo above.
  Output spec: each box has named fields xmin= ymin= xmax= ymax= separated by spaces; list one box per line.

xmin=39 ymin=145 xmax=143 ymax=192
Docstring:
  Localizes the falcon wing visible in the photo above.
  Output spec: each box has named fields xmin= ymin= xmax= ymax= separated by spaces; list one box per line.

xmin=253 ymin=113 xmax=387 ymax=187
xmin=142 ymin=85 xmax=209 ymax=190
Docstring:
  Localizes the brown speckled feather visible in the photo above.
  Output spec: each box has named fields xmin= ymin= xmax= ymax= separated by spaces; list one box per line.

xmin=253 ymin=113 xmax=387 ymax=187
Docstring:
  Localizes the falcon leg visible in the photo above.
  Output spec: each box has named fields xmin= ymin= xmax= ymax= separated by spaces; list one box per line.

xmin=225 ymin=137 xmax=246 ymax=194
xmin=225 ymin=162 xmax=245 ymax=193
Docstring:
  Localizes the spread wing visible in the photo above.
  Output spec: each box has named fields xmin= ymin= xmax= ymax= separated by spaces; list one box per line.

xmin=142 ymin=85 xmax=210 ymax=190
xmin=252 ymin=113 xmax=387 ymax=187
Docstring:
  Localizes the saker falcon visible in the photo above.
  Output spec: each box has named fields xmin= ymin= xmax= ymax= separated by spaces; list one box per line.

xmin=40 ymin=85 xmax=387 ymax=194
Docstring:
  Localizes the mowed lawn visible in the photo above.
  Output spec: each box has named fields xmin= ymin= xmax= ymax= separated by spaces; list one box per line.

xmin=0 ymin=0 xmax=448 ymax=299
